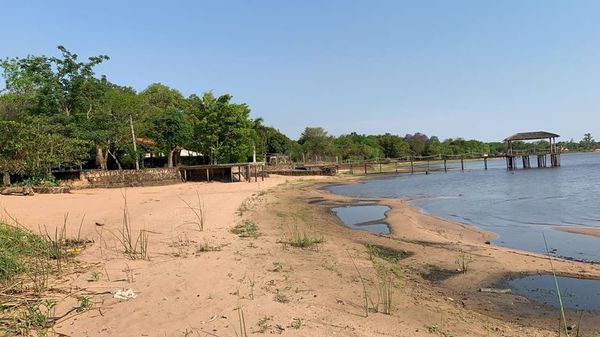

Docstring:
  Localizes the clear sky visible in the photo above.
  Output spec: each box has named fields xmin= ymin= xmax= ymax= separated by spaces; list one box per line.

xmin=2 ymin=0 xmax=600 ymax=141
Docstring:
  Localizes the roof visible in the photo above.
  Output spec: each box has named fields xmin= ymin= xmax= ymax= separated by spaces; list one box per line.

xmin=504 ymin=131 xmax=560 ymax=142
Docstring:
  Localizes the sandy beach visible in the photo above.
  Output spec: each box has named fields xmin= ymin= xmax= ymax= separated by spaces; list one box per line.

xmin=2 ymin=175 xmax=600 ymax=336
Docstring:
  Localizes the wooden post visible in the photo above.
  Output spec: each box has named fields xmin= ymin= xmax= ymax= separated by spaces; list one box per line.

xmin=461 ymin=157 xmax=464 ymax=172
xmin=261 ymin=165 xmax=265 ymax=181
xmin=350 ymin=163 xmax=353 ymax=175
xmin=410 ymin=160 xmax=414 ymax=174
xmin=444 ymin=159 xmax=447 ymax=172
xmin=484 ymin=157 xmax=488 ymax=170
xmin=395 ymin=160 xmax=398 ymax=173
xmin=364 ymin=163 xmax=367 ymax=174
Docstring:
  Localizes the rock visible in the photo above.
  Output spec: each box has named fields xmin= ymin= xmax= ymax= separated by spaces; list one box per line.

xmin=0 ymin=186 xmax=34 ymax=196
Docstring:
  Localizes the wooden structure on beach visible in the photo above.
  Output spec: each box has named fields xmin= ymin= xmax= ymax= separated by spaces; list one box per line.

xmin=504 ymin=131 xmax=560 ymax=169
xmin=179 ymin=163 xmax=265 ymax=183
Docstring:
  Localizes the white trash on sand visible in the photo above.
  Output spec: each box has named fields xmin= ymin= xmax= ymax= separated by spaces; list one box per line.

xmin=112 ymin=288 xmax=137 ymax=300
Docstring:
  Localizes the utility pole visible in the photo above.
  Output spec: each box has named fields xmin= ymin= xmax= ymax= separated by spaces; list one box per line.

xmin=129 ymin=115 xmax=140 ymax=170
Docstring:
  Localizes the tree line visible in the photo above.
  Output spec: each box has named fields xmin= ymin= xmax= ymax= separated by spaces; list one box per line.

xmin=1 ymin=47 xmax=597 ymax=184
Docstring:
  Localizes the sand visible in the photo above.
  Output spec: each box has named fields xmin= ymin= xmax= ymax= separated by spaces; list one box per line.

xmin=556 ymin=226 xmax=600 ymax=238
xmin=2 ymin=175 xmax=600 ymax=336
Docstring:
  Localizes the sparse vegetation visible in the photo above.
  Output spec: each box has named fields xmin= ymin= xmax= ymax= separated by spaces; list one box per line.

xmin=231 ymin=221 xmax=259 ymax=238
xmin=113 ymin=195 xmax=151 ymax=260
xmin=77 ymin=296 xmax=92 ymax=312
xmin=455 ymin=249 xmax=473 ymax=273
xmin=256 ymin=316 xmax=273 ymax=333
xmin=426 ymin=324 xmax=454 ymax=337
xmin=178 ymin=191 xmax=207 ymax=231
xmin=283 ymin=225 xmax=324 ymax=249
xmin=196 ymin=242 xmax=222 ymax=253
xmin=274 ymin=292 xmax=289 ymax=303
xmin=290 ymin=318 xmax=303 ymax=329
xmin=0 ymin=219 xmax=87 ymax=334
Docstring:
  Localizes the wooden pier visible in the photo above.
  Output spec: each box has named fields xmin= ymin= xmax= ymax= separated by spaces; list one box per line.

xmin=504 ymin=131 xmax=560 ymax=170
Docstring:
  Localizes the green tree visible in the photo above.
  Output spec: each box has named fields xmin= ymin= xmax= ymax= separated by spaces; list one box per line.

xmin=298 ymin=127 xmax=336 ymax=162
xmin=188 ymin=92 xmax=255 ymax=164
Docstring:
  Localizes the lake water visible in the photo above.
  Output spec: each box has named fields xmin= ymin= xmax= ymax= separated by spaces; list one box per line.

xmin=507 ymin=274 xmax=600 ymax=310
xmin=328 ymin=152 xmax=600 ymax=262
xmin=331 ymin=204 xmax=390 ymax=234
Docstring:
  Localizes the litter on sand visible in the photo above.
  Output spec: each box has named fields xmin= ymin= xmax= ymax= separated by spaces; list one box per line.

xmin=112 ymin=288 xmax=137 ymax=300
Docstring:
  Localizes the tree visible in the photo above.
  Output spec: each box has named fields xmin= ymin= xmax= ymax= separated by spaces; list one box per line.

xmin=149 ymin=108 xmax=192 ymax=167
xmin=580 ymin=133 xmax=595 ymax=151
xmin=298 ymin=127 xmax=336 ymax=162
xmin=373 ymin=133 xmax=411 ymax=158
xmin=334 ymin=133 xmax=383 ymax=160
xmin=0 ymin=117 xmax=88 ymax=184
xmin=188 ymin=92 xmax=256 ymax=164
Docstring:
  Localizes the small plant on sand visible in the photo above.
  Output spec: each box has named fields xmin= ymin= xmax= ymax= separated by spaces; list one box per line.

xmin=77 ymin=296 xmax=92 ymax=312
xmin=347 ymin=251 xmax=370 ymax=317
xmin=89 ymin=271 xmax=101 ymax=282
xmin=113 ymin=195 xmax=151 ymax=260
xmin=15 ymin=300 xmax=56 ymax=335
xmin=426 ymin=324 xmax=454 ymax=337
xmin=290 ymin=318 xmax=303 ymax=329
xmin=283 ymin=225 xmax=324 ymax=249
xmin=455 ymin=249 xmax=473 ymax=273
xmin=256 ymin=316 xmax=273 ymax=333
xmin=231 ymin=221 xmax=259 ymax=238
xmin=178 ymin=191 xmax=207 ymax=231
xmin=274 ymin=291 xmax=289 ymax=303
xmin=196 ymin=241 xmax=222 ymax=253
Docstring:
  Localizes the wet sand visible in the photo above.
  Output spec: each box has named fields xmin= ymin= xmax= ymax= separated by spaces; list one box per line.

xmin=556 ymin=226 xmax=600 ymax=238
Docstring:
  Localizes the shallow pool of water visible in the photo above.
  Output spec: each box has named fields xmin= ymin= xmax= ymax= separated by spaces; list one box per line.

xmin=508 ymin=275 xmax=600 ymax=310
xmin=331 ymin=204 xmax=390 ymax=234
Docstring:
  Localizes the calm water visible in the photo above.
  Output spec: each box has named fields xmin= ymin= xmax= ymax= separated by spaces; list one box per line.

xmin=331 ymin=205 xmax=390 ymax=234
xmin=329 ymin=152 xmax=600 ymax=262
xmin=507 ymin=275 xmax=600 ymax=310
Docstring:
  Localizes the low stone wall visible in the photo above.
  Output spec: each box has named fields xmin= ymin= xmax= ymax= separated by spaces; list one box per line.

xmin=72 ymin=168 xmax=182 ymax=189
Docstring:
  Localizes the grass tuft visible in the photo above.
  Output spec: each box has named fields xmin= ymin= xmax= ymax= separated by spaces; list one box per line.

xmin=231 ymin=221 xmax=259 ymax=238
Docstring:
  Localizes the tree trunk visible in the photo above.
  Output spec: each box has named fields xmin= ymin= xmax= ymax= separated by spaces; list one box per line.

xmin=95 ymin=145 xmax=107 ymax=170
xmin=168 ymin=148 xmax=176 ymax=168
xmin=2 ymin=172 xmax=10 ymax=186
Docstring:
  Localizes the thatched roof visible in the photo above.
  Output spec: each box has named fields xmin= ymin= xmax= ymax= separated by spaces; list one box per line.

xmin=504 ymin=131 xmax=560 ymax=142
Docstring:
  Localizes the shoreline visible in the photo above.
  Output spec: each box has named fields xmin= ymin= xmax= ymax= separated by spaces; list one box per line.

xmin=3 ymin=175 xmax=600 ymax=336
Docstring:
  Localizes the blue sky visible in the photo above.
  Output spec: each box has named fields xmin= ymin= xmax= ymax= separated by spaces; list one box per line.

xmin=2 ymin=0 xmax=600 ymax=141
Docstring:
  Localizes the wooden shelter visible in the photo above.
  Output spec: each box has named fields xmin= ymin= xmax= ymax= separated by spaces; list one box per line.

xmin=504 ymin=131 xmax=560 ymax=169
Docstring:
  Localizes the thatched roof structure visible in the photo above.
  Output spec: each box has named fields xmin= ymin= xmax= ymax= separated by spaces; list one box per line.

xmin=504 ymin=131 xmax=560 ymax=142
